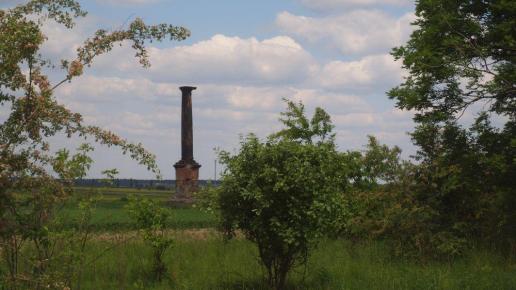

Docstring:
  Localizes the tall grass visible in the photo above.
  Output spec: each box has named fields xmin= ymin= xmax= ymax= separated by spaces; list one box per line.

xmin=74 ymin=237 xmax=515 ymax=290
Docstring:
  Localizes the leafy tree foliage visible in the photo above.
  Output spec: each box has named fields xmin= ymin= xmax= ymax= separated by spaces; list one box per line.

xmin=0 ymin=1 xmax=189 ymax=288
xmin=218 ymin=101 xmax=346 ymax=290
xmin=343 ymin=136 xmax=409 ymax=191
xmin=273 ymin=98 xmax=335 ymax=144
xmin=337 ymin=138 xmax=419 ymax=249
xmin=389 ymin=0 xmax=515 ymax=122
xmin=388 ymin=0 xmax=515 ymax=256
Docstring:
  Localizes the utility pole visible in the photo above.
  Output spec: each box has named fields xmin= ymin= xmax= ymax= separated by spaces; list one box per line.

xmin=214 ymin=159 xmax=217 ymax=181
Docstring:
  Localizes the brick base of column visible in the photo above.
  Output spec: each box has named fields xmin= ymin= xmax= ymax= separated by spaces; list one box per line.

xmin=173 ymin=161 xmax=201 ymax=202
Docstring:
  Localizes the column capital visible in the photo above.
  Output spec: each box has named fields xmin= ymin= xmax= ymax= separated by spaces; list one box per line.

xmin=179 ymin=86 xmax=197 ymax=92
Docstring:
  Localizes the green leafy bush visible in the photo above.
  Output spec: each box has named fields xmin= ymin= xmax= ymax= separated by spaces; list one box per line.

xmin=216 ymin=100 xmax=346 ymax=289
xmin=0 ymin=144 xmax=98 ymax=289
xmin=126 ymin=197 xmax=173 ymax=283
xmin=341 ymin=119 xmax=515 ymax=259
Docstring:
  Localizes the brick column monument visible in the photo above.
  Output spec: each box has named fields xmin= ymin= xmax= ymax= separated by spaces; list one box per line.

xmin=174 ymin=86 xmax=201 ymax=201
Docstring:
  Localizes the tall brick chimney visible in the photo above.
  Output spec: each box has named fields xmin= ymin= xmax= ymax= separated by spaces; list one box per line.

xmin=174 ymin=86 xmax=201 ymax=200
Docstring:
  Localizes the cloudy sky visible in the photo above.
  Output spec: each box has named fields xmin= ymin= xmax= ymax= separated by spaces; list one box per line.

xmin=2 ymin=0 xmax=418 ymax=179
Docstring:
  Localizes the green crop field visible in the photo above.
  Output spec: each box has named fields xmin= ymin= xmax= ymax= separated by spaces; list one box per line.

xmin=73 ymin=186 xmax=175 ymax=198
xmin=56 ymin=187 xmax=218 ymax=231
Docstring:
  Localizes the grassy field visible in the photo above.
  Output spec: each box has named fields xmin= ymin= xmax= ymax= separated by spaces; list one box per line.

xmin=73 ymin=186 xmax=177 ymax=198
xmin=57 ymin=187 xmax=217 ymax=230
xmin=21 ymin=187 xmax=514 ymax=289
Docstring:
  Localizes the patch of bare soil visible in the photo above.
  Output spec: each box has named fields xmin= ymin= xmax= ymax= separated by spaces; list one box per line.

xmin=91 ymin=228 xmax=222 ymax=242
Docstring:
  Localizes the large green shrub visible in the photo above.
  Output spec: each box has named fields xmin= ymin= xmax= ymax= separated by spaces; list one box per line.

xmin=217 ymin=101 xmax=346 ymax=290
xmin=341 ymin=118 xmax=515 ymax=259
xmin=407 ymin=117 xmax=515 ymax=256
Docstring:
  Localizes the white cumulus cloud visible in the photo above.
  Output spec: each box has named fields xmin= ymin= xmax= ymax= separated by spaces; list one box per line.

xmin=318 ymin=54 xmax=405 ymax=91
xmin=276 ymin=10 xmax=415 ymax=56
xmin=143 ymin=34 xmax=318 ymax=85
xmin=298 ymin=0 xmax=412 ymax=11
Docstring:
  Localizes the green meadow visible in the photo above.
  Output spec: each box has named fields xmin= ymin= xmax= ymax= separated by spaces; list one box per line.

xmin=39 ymin=187 xmax=516 ymax=290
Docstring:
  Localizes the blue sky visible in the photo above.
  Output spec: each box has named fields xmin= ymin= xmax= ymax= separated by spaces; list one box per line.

xmin=2 ymin=0 xmax=419 ymax=179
